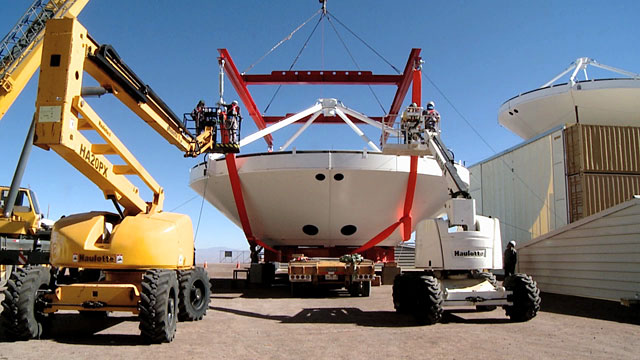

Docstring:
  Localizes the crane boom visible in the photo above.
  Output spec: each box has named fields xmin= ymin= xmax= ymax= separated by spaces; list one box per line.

xmin=0 ymin=0 xmax=89 ymax=121
xmin=34 ymin=18 xmax=215 ymax=215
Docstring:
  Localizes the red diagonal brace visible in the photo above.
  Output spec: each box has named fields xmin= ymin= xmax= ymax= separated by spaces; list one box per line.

xmin=352 ymin=155 xmax=419 ymax=254
xmin=225 ymin=154 xmax=275 ymax=253
xmin=218 ymin=49 xmax=273 ymax=147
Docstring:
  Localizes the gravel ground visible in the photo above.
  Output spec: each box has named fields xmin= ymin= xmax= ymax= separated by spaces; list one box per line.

xmin=0 ymin=264 xmax=638 ymax=360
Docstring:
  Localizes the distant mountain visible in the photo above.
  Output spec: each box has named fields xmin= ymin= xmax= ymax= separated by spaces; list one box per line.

xmin=195 ymin=246 xmax=251 ymax=264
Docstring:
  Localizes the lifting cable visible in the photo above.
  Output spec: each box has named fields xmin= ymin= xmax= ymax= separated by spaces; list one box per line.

xmin=263 ymin=14 xmax=325 ymax=113
xmin=194 ymin=157 xmax=210 ymax=241
xmin=423 ymin=72 xmax=565 ymax=229
xmin=326 ymin=15 xmax=386 ymax=114
xmin=242 ymin=9 xmax=323 ymax=75
xmin=326 ymin=11 xmax=401 ymax=75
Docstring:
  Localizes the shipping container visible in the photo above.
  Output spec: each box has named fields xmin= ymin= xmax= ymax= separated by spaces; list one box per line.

xmin=518 ymin=197 xmax=640 ymax=303
xmin=469 ymin=127 xmax=568 ymax=245
xmin=568 ymin=173 xmax=640 ymax=222
xmin=565 ymin=124 xmax=640 ymax=175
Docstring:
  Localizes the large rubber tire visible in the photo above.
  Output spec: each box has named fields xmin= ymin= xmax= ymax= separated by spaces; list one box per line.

xmin=1 ymin=266 xmax=51 ymax=340
xmin=504 ymin=273 xmax=541 ymax=322
xmin=139 ymin=269 xmax=179 ymax=343
xmin=473 ymin=271 xmax=498 ymax=287
xmin=414 ymin=275 xmax=444 ymax=325
xmin=361 ymin=281 xmax=371 ymax=297
xmin=177 ymin=267 xmax=210 ymax=321
xmin=392 ymin=274 xmax=413 ymax=313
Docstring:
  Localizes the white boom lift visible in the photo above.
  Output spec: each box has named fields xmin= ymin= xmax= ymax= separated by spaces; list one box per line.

xmin=384 ymin=104 xmax=541 ymax=324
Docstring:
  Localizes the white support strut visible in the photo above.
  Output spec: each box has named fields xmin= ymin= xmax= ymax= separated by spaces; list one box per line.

xmin=334 ymin=107 xmax=380 ymax=152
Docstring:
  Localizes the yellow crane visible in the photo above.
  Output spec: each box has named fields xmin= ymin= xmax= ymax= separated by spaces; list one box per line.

xmin=1 ymin=17 xmax=221 ymax=342
xmin=1 ymin=0 xmax=88 ymax=289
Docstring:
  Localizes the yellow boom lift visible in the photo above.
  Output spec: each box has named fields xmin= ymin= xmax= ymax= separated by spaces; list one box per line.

xmin=1 ymin=0 xmax=89 ymax=288
xmin=1 ymin=17 xmax=219 ymax=342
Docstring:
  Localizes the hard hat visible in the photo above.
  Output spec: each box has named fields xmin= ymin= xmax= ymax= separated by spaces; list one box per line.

xmin=508 ymin=240 xmax=516 ymax=247
xmin=427 ymin=101 xmax=435 ymax=109
xmin=232 ymin=100 xmax=239 ymax=105
xmin=410 ymin=102 xmax=417 ymax=107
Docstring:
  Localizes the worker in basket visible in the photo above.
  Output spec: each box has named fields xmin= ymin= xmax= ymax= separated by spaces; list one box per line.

xmin=224 ymin=100 xmax=241 ymax=144
xmin=423 ymin=101 xmax=441 ymax=133
xmin=191 ymin=100 xmax=206 ymax=133
xmin=401 ymin=103 xmax=423 ymax=144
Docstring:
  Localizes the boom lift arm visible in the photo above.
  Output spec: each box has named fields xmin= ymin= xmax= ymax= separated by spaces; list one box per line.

xmin=1 ymin=17 xmax=214 ymax=342
xmin=34 ymin=18 xmax=215 ymax=216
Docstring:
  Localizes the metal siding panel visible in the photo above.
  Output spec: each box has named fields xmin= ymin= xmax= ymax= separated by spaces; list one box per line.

xmin=521 ymin=243 xmax=640 ymax=255
xmin=479 ymin=130 xmax=565 ymax=245
xmin=515 ymin=268 xmax=639 ymax=282
xmin=519 ymin=200 xmax=640 ymax=301
xmin=519 ymin=260 xmax=640 ymax=272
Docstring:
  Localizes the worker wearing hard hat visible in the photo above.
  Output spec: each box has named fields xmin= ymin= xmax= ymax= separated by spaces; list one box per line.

xmin=225 ymin=100 xmax=241 ymax=144
xmin=503 ymin=240 xmax=517 ymax=278
xmin=423 ymin=101 xmax=441 ymax=132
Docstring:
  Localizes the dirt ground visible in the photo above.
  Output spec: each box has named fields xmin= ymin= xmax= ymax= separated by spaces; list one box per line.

xmin=0 ymin=264 xmax=638 ymax=360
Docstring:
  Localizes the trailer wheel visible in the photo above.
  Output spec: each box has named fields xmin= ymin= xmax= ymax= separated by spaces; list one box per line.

xmin=503 ymin=273 xmax=541 ymax=322
xmin=392 ymin=274 xmax=413 ymax=313
xmin=290 ymin=282 xmax=304 ymax=297
xmin=414 ymin=275 xmax=443 ymax=325
xmin=348 ymin=282 xmax=362 ymax=297
xmin=1 ymin=266 xmax=51 ymax=339
xmin=177 ymin=267 xmax=210 ymax=321
xmin=139 ymin=269 xmax=178 ymax=343
xmin=361 ymin=281 xmax=371 ymax=297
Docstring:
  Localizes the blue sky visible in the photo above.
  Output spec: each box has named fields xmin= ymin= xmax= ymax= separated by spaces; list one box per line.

xmin=1 ymin=0 xmax=639 ymax=250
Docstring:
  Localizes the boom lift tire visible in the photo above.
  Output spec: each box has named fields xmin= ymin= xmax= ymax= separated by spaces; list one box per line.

xmin=503 ymin=273 xmax=541 ymax=322
xmin=414 ymin=275 xmax=443 ymax=325
xmin=1 ymin=266 xmax=51 ymax=340
xmin=392 ymin=273 xmax=414 ymax=313
xmin=138 ymin=269 xmax=179 ymax=343
xmin=177 ymin=267 xmax=210 ymax=321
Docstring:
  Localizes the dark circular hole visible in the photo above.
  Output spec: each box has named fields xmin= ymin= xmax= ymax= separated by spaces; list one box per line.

xmin=513 ymin=109 xmax=519 ymax=113
xmin=302 ymin=225 xmax=319 ymax=236
xmin=315 ymin=173 xmax=325 ymax=181
xmin=341 ymin=225 xmax=357 ymax=236
xmin=508 ymin=111 xmax=513 ymax=116
xmin=334 ymin=173 xmax=344 ymax=181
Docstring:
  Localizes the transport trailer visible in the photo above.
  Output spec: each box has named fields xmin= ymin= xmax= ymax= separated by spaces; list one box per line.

xmin=288 ymin=255 xmax=375 ymax=297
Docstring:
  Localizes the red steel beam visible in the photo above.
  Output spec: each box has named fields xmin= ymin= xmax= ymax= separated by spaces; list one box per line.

xmin=383 ymin=48 xmax=422 ymax=128
xmin=263 ymin=113 xmax=384 ymax=124
xmin=353 ymin=155 xmax=419 ymax=254
xmin=243 ymin=71 xmax=401 ymax=85
xmin=225 ymin=154 xmax=276 ymax=253
xmin=218 ymin=49 xmax=273 ymax=147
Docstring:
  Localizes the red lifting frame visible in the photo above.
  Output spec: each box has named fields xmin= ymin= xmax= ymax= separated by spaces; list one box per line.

xmin=218 ymin=48 xmax=423 ymax=256
xmin=218 ymin=48 xmax=421 ymax=126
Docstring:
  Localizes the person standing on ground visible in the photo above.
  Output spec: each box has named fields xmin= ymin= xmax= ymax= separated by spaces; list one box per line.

xmin=503 ymin=240 xmax=517 ymax=277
